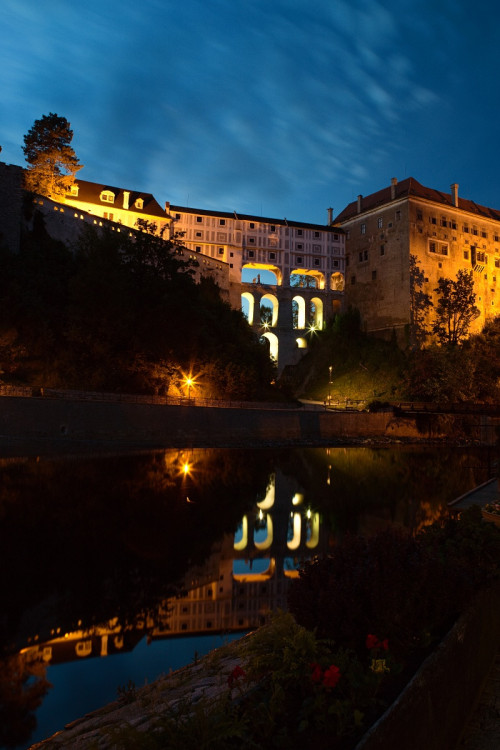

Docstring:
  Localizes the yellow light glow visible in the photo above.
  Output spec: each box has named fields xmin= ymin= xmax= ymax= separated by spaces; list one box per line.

xmin=182 ymin=461 xmax=191 ymax=475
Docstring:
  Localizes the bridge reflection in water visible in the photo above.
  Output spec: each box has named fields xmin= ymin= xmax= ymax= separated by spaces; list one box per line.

xmin=21 ymin=469 xmax=325 ymax=670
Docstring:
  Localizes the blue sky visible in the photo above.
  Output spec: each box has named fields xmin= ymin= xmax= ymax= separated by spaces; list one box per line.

xmin=1 ymin=0 xmax=499 ymax=224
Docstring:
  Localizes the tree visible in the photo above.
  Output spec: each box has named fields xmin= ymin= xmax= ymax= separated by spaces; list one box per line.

xmin=22 ymin=113 xmax=82 ymax=198
xmin=409 ymin=254 xmax=433 ymax=349
xmin=432 ymin=269 xmax=480 ymax=346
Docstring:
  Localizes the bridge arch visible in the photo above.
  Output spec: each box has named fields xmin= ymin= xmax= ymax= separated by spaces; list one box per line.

xmin=290 ymin=269 xmax=325 ymax=289
xmin=242 ymin=263 xmax=282 ymax=286
xmin=310 ymin=296 xmax=324 ymax=329
xmin=260 ymin=293 xmax=279 ymax=327
xmin=330 ymin=272 xmax=345 ymax=291
xmin=292 ymin=295 xmax=306 ymax=329
xmin=261 ymin=330 xmax=278 ymax=361
xmin=241 ymin=291 xmax=255 ymax=324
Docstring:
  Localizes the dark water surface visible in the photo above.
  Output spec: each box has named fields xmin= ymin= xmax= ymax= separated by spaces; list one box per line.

xmin=0 ymin=444 xmax=494 ymax=749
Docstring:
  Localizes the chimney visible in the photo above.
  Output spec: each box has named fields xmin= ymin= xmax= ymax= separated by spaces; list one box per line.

xmin=357 ymin=194 xmax=362 ymax=213
xmin=390 ymin=177 xmax=398 ymax=200
xmin=165 ymin=201 xmax=170 ymax=214
xmin=327 ymin=207 xmax=333 ymax=226
xmin=123 ymin=190 xmax=130 ymax=210
xmin=451 ymin=183 xmax=459 ymax=207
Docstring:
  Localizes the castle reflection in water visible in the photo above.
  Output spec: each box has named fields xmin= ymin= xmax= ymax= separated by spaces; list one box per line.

xmin=20 ymin=468 xmax=327 ymax=668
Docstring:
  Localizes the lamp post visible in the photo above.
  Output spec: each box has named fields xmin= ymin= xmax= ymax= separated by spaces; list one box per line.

xmin=328 ymin=365 xmax=333 ymax=406
xmin=185 ymin=376 xmax=193 ymax=401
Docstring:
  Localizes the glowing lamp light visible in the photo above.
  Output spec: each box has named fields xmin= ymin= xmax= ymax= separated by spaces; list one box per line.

xmin=182 ymin=461 xmax=191 ymax=476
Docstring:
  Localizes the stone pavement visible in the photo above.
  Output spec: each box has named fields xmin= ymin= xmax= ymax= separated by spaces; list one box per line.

xmin=457 ymin=651 xmax=500 ymax=749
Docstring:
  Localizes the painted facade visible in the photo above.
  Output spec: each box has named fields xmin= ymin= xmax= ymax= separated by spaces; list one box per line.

xmin=334 ymin=177 xmax=500 ymax=342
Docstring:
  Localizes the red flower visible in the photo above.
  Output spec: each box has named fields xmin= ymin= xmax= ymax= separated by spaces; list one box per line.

xmin=227 ymin=664 xmax=246 ymax=688
xmin=366 ymin=634 xmax=389 ymax=651
xmin=322 ymin=664 xmax=341 ymax=689
xmin=310 ymin=662 xmax=323 ymax=683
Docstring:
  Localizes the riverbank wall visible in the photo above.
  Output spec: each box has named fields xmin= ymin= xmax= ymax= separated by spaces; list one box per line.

xmin=0 ymin=395 xmax=497 ymax=451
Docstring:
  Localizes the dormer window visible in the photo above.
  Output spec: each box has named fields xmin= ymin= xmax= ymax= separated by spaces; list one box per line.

xmin=69 ymin=184 xmax=79 ymax=196
xmin=100 ymin=190 xmax=115 ymax=204
xmin=135 ymin=198 xmax=144 ymax=210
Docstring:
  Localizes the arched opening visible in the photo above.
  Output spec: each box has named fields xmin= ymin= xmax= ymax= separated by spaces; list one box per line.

xmin=242 ymin=263 xmax=281 ymax=285
xmin=330 ymin=272 xmax=345 ymax=291
xmin=310 ymin=296 xmax=324 ymax=329
xmin=261 ymin=331 xmax=279 ymax=362
xmin=241 ymin=292 xmax=255 ymax=324
xmin=296 ymin=337 xmax=307 ymax=349
xmin=292 ymin=295 xmax=306 ymax=329
xmin=290 ymin=270 xmax=325 ymax=289
xmin=260 ymin=293 xmax=278 ymax=327
xmin=233 ymin=557 xmax=276 ymax=582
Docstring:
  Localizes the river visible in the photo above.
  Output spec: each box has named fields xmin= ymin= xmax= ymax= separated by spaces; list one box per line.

xmin=0 ymin=444 xmax=494 ymax=749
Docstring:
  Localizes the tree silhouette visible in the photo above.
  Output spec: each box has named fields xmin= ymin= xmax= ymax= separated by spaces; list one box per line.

xmin=409 ymin=254 xmax=433 ymax=349
xmin=22 ymin=113 xmax=82 ymax=198
xmin=432 ymin=269 xmax=480 ymax=345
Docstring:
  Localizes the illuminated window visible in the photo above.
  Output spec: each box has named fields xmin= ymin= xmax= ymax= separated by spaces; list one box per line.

xmin=103 ymin=212 xmax=114 ymax=220
xmin=100 ymin=190 xmax=115 ymax=203
xmin=135 ymin=198 xmax=143 ymax=209
xmin=69 ymin=184 xmax=79 ymax=196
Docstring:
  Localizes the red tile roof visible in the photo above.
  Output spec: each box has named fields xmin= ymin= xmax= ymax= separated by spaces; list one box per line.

xmin=334 ymin=177 xmax=500 ymax=223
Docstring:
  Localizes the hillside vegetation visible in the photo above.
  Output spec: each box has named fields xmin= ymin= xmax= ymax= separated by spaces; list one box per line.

xmin=284 ymin=309 xmax=500 ymax=406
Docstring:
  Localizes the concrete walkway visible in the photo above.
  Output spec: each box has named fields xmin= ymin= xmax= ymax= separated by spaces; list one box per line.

xmin=457 ymin=651 xmax=500 ymax=749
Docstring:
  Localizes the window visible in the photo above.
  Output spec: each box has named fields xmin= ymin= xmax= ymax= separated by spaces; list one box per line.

xmin=429 ymin=242 xmax=436 ymax=253
xmin=69 ymin=184 xmax=79 ymax=196
xmin=378 ymin=217 xmax=383 ymax=228
xmin=296 ymin=243 xmax=303 ymax=250
xmin=416 ymin=210 xmax=423 ymax=221
xmin=463 ymin=225 xmax=469 ymax=233
xmin=395 ymin=210 xmax=401 ymax=221
xmin=495 ymin=259 xmax=500 ymax=268
xmin=313 ymin=244 xmax=321 ymax=251
xmin=380 ymin=244 xmax=385 ymax=256
xmin=495 ymin=235 xmax=500 ymax=242
xmin=364 ymin=250 xmax=368 ymax=261
xmin=297 ymin=229 xmax=303 ymax=236
xmin=314 ymin=231 xmax=320 ymax=238
xmin=372 ymin=269 xmax=377 ymax=280
xmin=196 ymin=231 xmax=202 ymax=237
xmin=219 ymin=219 xmax=226 ymax=226
xmin=271 ymin=225 xmax=276 ymax=232
xmin=135 ymin=198 xmax=143 ymax=209
xmin=195 ymin=246 xmax=201 ymax=253
xmin=248 ymin=250 xmax=255 ymax=258
xmin=333 ymin=259 xmax=339 ymax=267
xmin=269 ymin=252 xmax=276 ymax=260
xmin=314 ymin=258 xmax=320 ymax=266
xmin=248 ymin=237 xmax=255 ymax=244
xmin=346 ymin=230 xmax=350 ymax=240
xmin=249 ymin=222 xmax=255 ymax=229
xmin=430 ymin=217 xmax=437 ymax=225
xmin=103 ymin=212 xmax=114 ymax=220
xmin=196 ymin=216 xmax=203 ymax=223
xmin=100 ymin=190 xmax=115 ymax=203
xmin=296 ymin=256 xmax=303 ymax=264
xmin=360 ymin=223 xmax=366 ymax=234
xmin=464 ymin=250 xmax=469 ymax=260
xmin=358 ymin=252 xmax=363 ymax=262
xmin=472 ymin=228 xmax=478 ymax=236
xmin=482 ymin=231 xmax=487 ymax=238
xmin=351 ymin=275 xmax=356 ymax=284
xmin=175 ymin=213 xmax=181 ymax=220
xmin=441 ymin=244 xmax=449 ymax=256
xmin=218 ymin=247 xmax=224 ymax=255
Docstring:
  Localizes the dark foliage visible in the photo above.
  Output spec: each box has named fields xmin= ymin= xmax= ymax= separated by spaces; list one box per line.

xmin=288 ymin=512 xmax=499 ymax=660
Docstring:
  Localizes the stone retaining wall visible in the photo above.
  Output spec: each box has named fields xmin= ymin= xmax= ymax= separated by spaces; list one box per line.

xmin=0 ymin=396 xmax=493 ymax=449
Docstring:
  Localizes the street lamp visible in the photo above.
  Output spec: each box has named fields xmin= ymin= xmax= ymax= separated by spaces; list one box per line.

xmin=328 ymin=365 xmax=333 ymax=406
xmin=185 ymin=376 xmax=193 ymax=400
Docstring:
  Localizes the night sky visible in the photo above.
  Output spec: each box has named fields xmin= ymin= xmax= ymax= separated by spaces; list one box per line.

xmin=1 ymin=0 xmax=499 ymax=224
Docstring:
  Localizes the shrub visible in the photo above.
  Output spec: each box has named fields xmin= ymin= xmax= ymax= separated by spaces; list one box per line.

xmin=288 ymin=514 xmax=499 ymax=659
